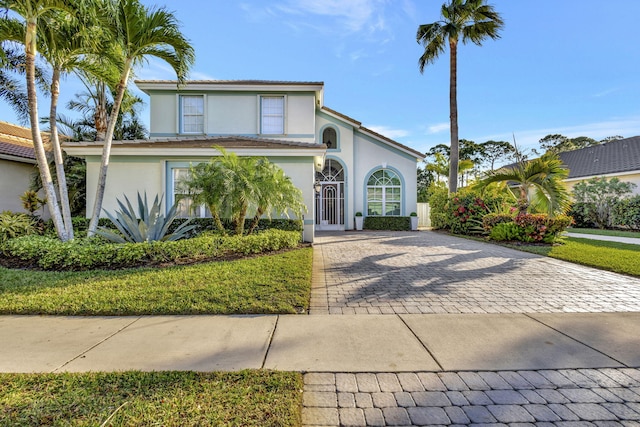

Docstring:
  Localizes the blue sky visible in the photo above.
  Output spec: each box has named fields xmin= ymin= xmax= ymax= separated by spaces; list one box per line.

xmin=3 ymin=0 xmax=640 ymax=156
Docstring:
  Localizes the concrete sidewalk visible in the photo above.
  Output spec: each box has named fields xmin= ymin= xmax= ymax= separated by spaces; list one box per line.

xmin=1 ymin=312 xmax=638 ymax=373
xmin=565 ymin=232 xmax=640 ymax=245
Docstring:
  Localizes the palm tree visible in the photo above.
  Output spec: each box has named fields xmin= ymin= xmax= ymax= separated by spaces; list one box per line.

xmin=0 ymin=0 xmax=74 ymax=241
xmin=0 ymin=45 xmax=49 ymax=124
xmin=417 ymin=0 xmax=503 ymax=193
xmin=246 ymin=158 xmax=306 ymax=235
xmin=87 ymin=0 xmax=194 ymax=236
xmin=475 ymin=152 xmax=571 ymax=217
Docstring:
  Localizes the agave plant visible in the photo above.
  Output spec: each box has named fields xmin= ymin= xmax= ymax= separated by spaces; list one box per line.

xmin=96 ymin=192 xmax=196 ymax=243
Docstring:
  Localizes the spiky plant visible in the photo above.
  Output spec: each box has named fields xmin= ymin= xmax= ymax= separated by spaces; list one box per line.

xmin=96 ymin=192 xmax=196 ymax=243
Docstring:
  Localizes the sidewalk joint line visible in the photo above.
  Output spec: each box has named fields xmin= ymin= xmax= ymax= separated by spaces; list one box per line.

xmin=523 ymin=313 xmax=629 ymax=368
xmin=261 ymin=315 xmax=279 ymax=369
xmin=397 ymin=314 xmax=444 ymax=371
xmin=51 ymin=317 xmax=143 ymax=373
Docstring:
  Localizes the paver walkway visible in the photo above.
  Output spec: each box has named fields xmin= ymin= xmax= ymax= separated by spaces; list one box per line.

xmin=305 ymin=230 xmax=640 ymax=426
xmin=311 ymin=231 xmax=640 ymax=315
xmin=303 ymin=369 xmax=640 ymax=426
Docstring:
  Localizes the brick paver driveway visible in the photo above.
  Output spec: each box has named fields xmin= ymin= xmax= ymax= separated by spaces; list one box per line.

xmin=312 ymin=231 xmax=640 ymax=315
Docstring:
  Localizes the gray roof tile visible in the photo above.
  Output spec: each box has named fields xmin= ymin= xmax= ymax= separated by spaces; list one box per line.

xmin=559 ymin=136 xmax=640 ymax=178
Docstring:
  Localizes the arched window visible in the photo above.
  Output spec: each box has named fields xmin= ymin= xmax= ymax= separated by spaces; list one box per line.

xmin=367 ymin=169 xmax=402 ymax=216
xmin=322 ymin=127 xmax=337 ymax=150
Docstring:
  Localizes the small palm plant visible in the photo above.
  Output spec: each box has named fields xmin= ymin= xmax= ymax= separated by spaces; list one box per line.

xmin=96 ymin=192 xmax=196 ymax=243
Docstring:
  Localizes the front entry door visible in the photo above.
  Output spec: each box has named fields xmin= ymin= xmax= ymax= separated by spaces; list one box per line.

xmin=317 ymin=183 xmax=343 ymax=230
xmin=315 ymin=159 xmax=345 ymax=231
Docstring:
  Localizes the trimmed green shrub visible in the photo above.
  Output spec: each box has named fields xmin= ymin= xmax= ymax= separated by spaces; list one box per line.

xmin=168 ymin=218 xmax=303 ymax=236
xmin=612 ymin=196 xmax=640 ymax=230
xmin=363 ymin=216 xmax=411 ymax=231
xmin=2 ymin=229 xmax=301 ymax=271
xmin=513 ymin=213 xmax=573 ymax=243
xmin=428 ymin=185 xmax=450 ymax=230
xmin=489 ymin=222 xmax=525 ymax=241
xmin=0 ymin=212 xmax=37 ymax=244
xmin=482 ymin=213 xmax=514 ymax=231
xmin=567 ymin=202 xmax=595 ymax=228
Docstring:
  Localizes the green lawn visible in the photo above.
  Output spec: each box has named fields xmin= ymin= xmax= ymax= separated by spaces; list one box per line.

xmin=506 ymin=237 xmax=640 ymax=277
xmin=567 ymin=227 xmax=640 ymax=238
xmin=0 ymin=248 xmax=312 ymax=315
xmin=0 ymin=370 xmax=302 ymax=427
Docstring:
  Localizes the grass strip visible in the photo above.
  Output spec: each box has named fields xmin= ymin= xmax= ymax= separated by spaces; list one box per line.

xmin=566 ymin=227 xmax=640 ymax=238
xmin=0 ymin=370 xmax=302 ymax=427
xmin=0 ymin=248 xmax=312 ymax=315
xmin=505 ymin=237 xmax=640 ymax=277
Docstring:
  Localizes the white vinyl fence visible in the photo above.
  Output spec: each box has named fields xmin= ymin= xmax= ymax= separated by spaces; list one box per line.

xmin=416 ymin=203 xmax=431 ymax=228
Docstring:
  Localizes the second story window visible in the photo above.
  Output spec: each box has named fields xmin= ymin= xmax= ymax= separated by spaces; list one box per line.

xmin=181 ymin=95 xmax=204 ymax=134
xmin=261 ymin=96 xmax=284 ymax=134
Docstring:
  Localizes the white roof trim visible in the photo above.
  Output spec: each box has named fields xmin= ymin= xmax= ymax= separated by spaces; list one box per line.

xmin=564 ymin=169 xmax=640 ymax=182
xmin=63 ymin=146 xmax=326 ymax=157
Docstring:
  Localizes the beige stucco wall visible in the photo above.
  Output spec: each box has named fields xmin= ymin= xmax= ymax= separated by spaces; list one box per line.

xmin=85 ymin=156 xmax=165 ymax=217
xmin=85 ymin=155 xmax=316 ymax=242
xmin=564 ymin=172 xmax=640 ymax=197
xmin=0 ymin=159 xmax=37 ymax=214
xmin=147 ymin=91 xmax=316 ymax=140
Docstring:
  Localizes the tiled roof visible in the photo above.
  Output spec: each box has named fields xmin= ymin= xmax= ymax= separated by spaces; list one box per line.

xmin=135 ymin=79 xmax=324 ymax=86
xmin=559 ymin=136 xmax=640 ymax=178
xmin=0 ymin=141 xmax=36 ymax=160
xmin=64 ymin=135 xmax=326 ymax=150
xmin=0 ymin=121 xmax=52 ymax=162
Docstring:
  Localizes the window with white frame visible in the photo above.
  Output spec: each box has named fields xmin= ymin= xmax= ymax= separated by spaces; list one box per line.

xmin=261 ymin=96 xmax=284 ymax=134
xmin=366 ymin=169 xmax=402 ymax=216
xmin=181 ymin=95 xmax=204 ymax=133
xmin=172 ymin=167 xmax=210 ymax=218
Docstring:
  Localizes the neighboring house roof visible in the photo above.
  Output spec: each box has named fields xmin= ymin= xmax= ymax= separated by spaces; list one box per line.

xmin=0 ymin=121 xmax=52 ymax=164
xmin=559 ymin=136 xmax=640 ymax=179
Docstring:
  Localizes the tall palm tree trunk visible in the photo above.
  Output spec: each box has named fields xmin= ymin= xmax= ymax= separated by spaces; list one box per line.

xmin=49 ymin=67 xmax=74 ymax=239
xmin=94 ymin=81 xmax=108 ymax=141
xmin=448 ymin=38 xmax=459 ymax=194
xmin=25 ymin=16 xmax=68 ymax=241
xmin=87 ymin=64 xmax=132 ymax=236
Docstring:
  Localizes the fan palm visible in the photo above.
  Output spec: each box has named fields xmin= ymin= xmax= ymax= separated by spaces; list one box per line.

xmin=475 ymin=152 xmax=571 ymax=217
xmin=417 ymin=0 xmax=503 ymax=193
xmin=87 ymin=0 xmax=194 ymax=236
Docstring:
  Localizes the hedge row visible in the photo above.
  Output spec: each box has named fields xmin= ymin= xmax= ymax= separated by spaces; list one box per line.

xmin=64 ymin=217 xmax=303 ymax=236
xmin=363 ymin=216 xmax=411 ymax=231
xmin=2 ymin=229 xmax=302 ymax=271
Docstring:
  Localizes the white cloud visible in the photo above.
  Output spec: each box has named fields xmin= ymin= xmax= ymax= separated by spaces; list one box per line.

xmin=427 ymin=122 xmax=449 ymax=134
xmin=276 ymin=0 xmax=386 ymax=33
xmin=367 ymin=125 xmax=410 ymax=139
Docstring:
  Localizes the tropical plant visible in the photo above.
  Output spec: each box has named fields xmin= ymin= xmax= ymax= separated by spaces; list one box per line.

xmin=475 ymin=152 xmax=571 ymax=217
xmin=0 ymin=0 xmax=75 ymax=241
xmin=0 ymin=45 xmax=49 ymax=125
xmin=246 ymin=158 xmax=306 ymax=235
xmin=417 ymin=0 xmax=503 ymax=193
xmin=96 ymin=192 xmax=196 ymax=243
xmin=0 ymin=211 xmax=36 ymax=244
xmin=87 ymin=0 xmax=195 ymax=237
xmin=20 ymin=190 xmax=46 ymax=216
xmin=572 ymin=177 xmax=636 ymax=229
xmin=182 ymin=149 xmax=306 ymax=236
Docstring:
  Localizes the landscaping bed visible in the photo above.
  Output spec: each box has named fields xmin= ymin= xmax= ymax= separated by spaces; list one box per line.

xmin=0 ymin=370 xmax=302 ymax=426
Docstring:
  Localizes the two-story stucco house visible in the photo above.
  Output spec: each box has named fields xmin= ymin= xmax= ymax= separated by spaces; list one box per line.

xmin=64 ymin=80 xmax=424 ymax=242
